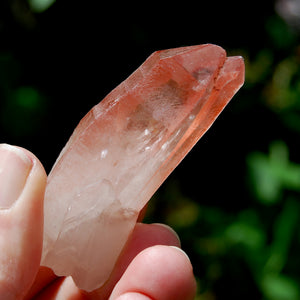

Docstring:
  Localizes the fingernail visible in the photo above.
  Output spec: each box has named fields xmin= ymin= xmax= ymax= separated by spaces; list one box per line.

xmin=115 ymin=292 xmax=152 ymax=300
xmin=152 ymin=223 xmax=181 ymax=246
xmin=170 ymin=246 xmax=191 ymax=262
xmin=0 ymin=144 xmax=33 ymax=209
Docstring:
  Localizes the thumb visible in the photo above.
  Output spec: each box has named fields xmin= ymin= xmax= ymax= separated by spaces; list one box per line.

xmin=0 ymin=144 xmax=47 ymax=300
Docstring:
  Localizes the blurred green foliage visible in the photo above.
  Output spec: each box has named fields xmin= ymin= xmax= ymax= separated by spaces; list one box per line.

xmin=248 ymin=141 xmax=300 ymax=203
xmin=28 ymin=0 xmax=56 ymax=13
xmin=1 ymin=85 xmax=47 ymax=137
xmin=1 ymin=0 xmax=300 ymax=299
xmin=148 ymin=6 xmax=300 ymax=300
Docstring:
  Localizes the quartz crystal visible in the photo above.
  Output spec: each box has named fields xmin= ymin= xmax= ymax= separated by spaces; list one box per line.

xmin=41 ymin=44 xmax=245 ymax=291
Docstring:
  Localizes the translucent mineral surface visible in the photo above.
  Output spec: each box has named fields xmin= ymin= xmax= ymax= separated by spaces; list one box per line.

xmin=41 ymin=44 xmax=245 ymax=291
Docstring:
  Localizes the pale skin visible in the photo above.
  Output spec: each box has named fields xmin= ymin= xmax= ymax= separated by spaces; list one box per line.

xmin=0 ymin=144 xmax=197 ymax=300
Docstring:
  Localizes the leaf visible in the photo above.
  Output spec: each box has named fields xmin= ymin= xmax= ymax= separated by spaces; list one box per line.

xmin=247 ymin=152 xmax=281 ymax=204
xmin=261 ymin=274 xmax=300 ymax=300
xmin=264 ymin=199 xmax=300 ymax=274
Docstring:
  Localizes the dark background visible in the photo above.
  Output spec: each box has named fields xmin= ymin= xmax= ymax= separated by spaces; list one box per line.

xmin=1 ymin=0 xmax=300 ymax=299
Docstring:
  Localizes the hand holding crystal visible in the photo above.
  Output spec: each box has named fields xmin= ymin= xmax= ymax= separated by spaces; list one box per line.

xmin=0 ymin=144 xmax=196 ymax=300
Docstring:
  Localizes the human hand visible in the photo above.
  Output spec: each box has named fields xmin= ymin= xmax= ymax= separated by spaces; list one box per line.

xmin=0 ymin=144 xmax=196 ymax=300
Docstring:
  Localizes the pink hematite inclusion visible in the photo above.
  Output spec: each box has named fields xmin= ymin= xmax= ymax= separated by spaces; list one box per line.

xmin=41 ymin=44 xmax=245 ymax=291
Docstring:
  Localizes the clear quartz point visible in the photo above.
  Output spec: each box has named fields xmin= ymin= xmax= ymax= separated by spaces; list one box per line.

xmin=41 ymin=44 xmax=245 ymax=291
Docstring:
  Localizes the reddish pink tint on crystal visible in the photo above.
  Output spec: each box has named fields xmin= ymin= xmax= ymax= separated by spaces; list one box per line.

xmin=42 ymin=44 xmax=245 ymax=291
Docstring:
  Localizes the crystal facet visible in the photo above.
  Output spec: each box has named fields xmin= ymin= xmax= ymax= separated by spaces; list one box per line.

xmin=41 ymin=44 xmax=245 ymax=291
